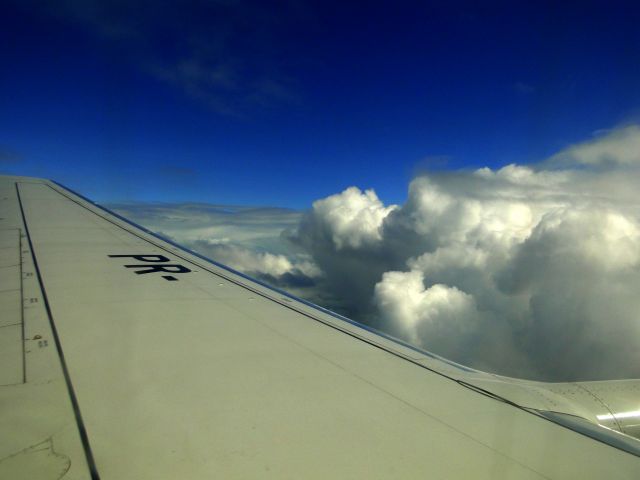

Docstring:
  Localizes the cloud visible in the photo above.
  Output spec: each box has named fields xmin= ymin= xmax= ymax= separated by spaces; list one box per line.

xmin=290 ymin=187 xmax=402 ymax=317
xmin=19 ymin=0 xmax=302 ymax=115
xmin=188 ymin=242 xmax=321 ymax=288
xmin=111 ymin=126 xmax=640 ymax=381
xmin=289 ymin=125 xmax=640 ymax=381
xmin=110 ymin=201 xmax=322 ymax=295
xmin=374 ymin=272 xmax=479 ymax=352
xmin=546 ymin=124 xmax=640 ymax=168
xmin=494 ymin=208 xmax=640 ymax=380
xmin=514 ymin=82 xmax=535 ymax=94
xmin=298 ymin=187 xmax=397 ymax=250
xmin=110 ymin=202 xmax=302 ymax=251
xmin=0 ymin=146 xmax=23 ymax=164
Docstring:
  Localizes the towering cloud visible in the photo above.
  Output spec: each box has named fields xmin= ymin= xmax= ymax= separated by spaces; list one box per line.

xmin=290 ymin=126 xmax=640 ymax=381
xmin=291 ymin=187 xmax=402 ymax=316
xmin=296 ymin=187 xmax=397 ymax=250
xmin=116 ymin=126 xmax=640 ymax=381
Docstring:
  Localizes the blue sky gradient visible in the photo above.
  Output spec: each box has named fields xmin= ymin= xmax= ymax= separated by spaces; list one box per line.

xmin=2 ymin=1 xmax=640 ymax=207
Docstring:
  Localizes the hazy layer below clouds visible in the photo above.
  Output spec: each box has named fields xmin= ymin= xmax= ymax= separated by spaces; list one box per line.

xmin=113 ymin=126 xmax=640 ymax=382
xmin=108 ymin=202 xmax=327 ymax=302
xmin=110 ymin=202 xmax=302 ymax=254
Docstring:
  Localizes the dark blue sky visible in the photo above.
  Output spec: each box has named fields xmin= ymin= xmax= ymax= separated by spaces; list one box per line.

xmin=2 ymin=1 xmax=639 ymax=207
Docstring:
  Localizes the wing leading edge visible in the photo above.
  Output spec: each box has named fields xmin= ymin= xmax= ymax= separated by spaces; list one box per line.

xmin=1 ymin=175 xmax=639 ymax=479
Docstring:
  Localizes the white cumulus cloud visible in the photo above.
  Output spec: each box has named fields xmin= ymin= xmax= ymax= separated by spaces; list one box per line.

xmin=546 ymin=125 xmax=640 ymax=168
xmin=290 ymin=125 xmax=640 ymax=381
xmin=115 ymin=125 xmax=640 ymax=381
xmin=374 ymin=271 xmax=478 ymax=348
xmin=305 ymin=186 xmax=397 ymax=250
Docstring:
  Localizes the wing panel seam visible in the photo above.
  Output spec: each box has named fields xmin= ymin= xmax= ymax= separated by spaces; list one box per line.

xmin=15 ymin=182 xmax=101 ymax=480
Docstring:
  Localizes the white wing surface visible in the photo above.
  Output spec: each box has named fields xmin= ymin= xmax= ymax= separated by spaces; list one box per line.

xmin=1 ymin=175 xmax=639 ymax=479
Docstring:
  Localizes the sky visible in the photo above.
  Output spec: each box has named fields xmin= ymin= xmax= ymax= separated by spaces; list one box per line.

xmin=2 ymin=0 xmax=640 ymax=207
xmin=3 ymin=1 xmax=640 ymax=382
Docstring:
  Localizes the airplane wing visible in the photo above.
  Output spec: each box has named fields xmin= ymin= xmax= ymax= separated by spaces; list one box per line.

xmin=1 ymin=175 xmax=639 ymax=479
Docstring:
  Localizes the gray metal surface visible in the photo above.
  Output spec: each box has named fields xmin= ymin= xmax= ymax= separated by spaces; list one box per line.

xmin=0 ymin=228 xmax=23 ymax=386
xmin=1 ymin=175 xmax=639 ymax=479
